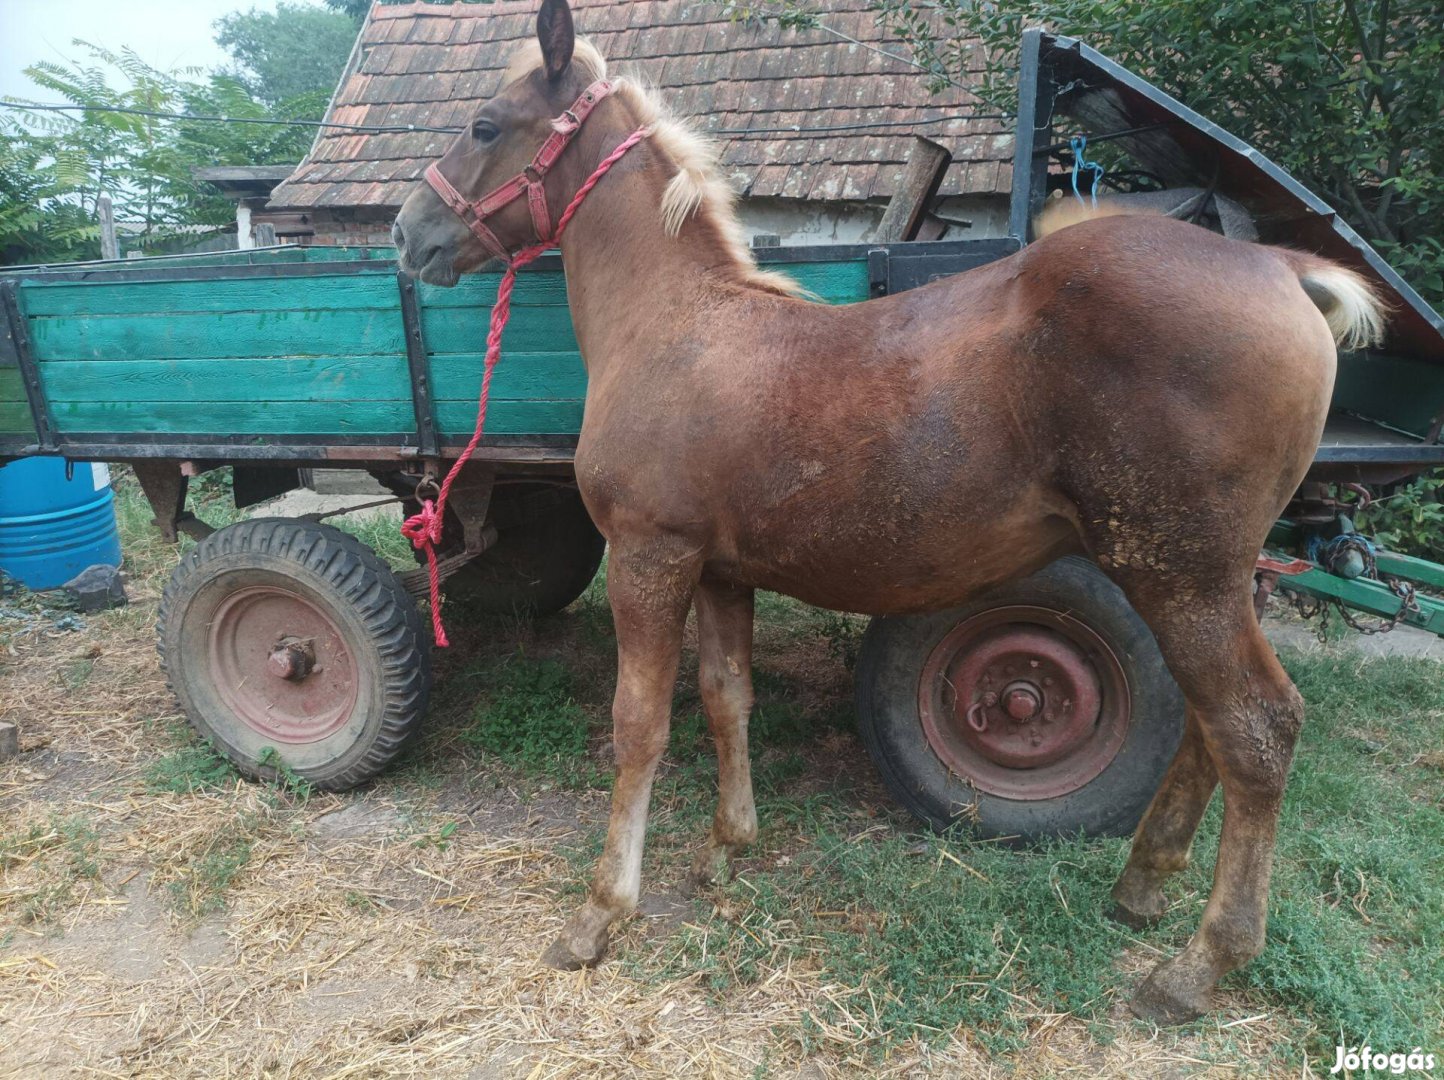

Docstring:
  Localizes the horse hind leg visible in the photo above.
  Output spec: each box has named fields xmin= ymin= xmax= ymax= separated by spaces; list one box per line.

xmin=1116 ymin=583 xmax=1304 ymax=1023
xmin=1109 ymin=706 xmax=1218 ymax=927
xmin=685 ymin=577 xmax=758 ymax=893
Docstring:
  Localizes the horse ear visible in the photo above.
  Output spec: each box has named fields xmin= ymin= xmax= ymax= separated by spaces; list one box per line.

xmin=536 ymin=0 xmax=575 ymax=82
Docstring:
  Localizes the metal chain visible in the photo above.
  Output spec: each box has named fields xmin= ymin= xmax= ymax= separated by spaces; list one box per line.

xmin=1283 ymin=577 xmax=1419 ymax=640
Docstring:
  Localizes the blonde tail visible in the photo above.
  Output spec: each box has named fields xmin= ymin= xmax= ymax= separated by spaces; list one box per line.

xmin=1295 ymin=264 xmax=1386 ymax=351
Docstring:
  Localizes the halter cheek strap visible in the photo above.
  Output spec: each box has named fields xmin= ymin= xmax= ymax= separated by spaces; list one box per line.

xmin=424 ymin=79 xmax=615 ymax=261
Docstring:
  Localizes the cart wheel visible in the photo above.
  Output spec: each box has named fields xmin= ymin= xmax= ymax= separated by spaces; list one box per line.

xmin=408 ymin=484 xmax=605 ymax=616
xmin=158 ymin=518 xmax=431 ymax=791
xmin=855 ymin=556 xmax=1183 ymax=841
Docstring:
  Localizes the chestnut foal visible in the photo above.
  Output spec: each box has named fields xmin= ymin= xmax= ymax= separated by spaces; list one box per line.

xmin=392 ymin=0 xmax=1383 ymax=1023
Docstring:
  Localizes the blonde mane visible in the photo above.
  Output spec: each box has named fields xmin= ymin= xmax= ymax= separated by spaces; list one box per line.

xmin=505 ymin=38 xmax=806 ymax=298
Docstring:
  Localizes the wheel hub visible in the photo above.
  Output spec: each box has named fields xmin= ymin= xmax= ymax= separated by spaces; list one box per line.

xmin=268 ymin=637 xmax=317 ymax=681
xmin=918 ymin=605 xmax=1131 ymax=800
xmin=207 ymin=586 xmax=358 ymax=744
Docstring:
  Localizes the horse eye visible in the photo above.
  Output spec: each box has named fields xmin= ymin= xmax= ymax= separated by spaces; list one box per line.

xmin=472 ymin=120 xmax=499 ymax=144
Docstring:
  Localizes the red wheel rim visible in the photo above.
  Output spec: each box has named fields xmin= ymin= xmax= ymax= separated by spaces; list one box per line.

xmin=207 ymin=585 xmax=358 ymax=745
xmin=918 ymin=605 xmax=1130 ymax=800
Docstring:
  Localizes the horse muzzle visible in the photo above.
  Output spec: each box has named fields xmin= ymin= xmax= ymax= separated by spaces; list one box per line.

xmin=392 ymin=218 xmax=460 ymax=287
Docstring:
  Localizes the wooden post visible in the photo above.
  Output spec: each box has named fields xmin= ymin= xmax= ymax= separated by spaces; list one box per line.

xmin=97 ymin=193 xmax=119 ymax=260
xmin=874 ymin=136 xmax=952 ymax=243
xmin=253 ymin=222 xmax=277 ymax=247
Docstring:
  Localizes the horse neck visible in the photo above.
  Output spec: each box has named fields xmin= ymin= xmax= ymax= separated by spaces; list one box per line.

xmin=554 ymin=118 xmax=746 ymax=376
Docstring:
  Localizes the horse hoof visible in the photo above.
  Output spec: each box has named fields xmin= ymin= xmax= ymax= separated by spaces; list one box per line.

xmin=679 ymin=870 xmax=711 ymax=899
xmin=1129 ymin=966 xmax=1211 ymax=1026
xmin=541 ymin=933 xmax=607 ymax=971
xmin=1107 ymin=899 xmax=1164 ymax=930
xmin=682 ymin=849 xmax=729 ymax=897
xmin=1108 ymin=874 xmax=1170 ymax=929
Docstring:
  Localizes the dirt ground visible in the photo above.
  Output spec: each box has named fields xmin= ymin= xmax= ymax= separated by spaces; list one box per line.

xmin=0 ymin=494 xmax=1417 ymax=1078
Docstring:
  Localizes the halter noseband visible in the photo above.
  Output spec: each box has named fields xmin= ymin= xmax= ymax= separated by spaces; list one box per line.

xmin=424 ymin=79 xmax=615 ymax=262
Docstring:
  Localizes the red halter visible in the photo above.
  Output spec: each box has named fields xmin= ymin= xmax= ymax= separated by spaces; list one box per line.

xmin=424 ymin=79 xmax=616 ymax=261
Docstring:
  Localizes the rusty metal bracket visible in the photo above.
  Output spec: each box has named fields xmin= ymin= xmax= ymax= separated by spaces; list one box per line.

xmin=131 ymin=461 xmax=213 ymax=543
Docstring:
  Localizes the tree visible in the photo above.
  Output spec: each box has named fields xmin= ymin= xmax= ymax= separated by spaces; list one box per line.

xmin=0 ymin=43 xmax=321 ymax=265
xmin=324 ymin=0 xmax=373 ymax=22
xmin=214 ymin=1 xmax=359 ymax=107
xmin=745 ymin=0 xmax=1444 ymax=306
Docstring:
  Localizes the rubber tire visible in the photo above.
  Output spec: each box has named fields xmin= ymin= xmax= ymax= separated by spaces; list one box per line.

xmin=158 ymin=518 xmax=431 ymax=791
xmin=854 ymin=556 xmax=1184 ymax=841
xmin=408 ymin=484 xmax=605 ymax=617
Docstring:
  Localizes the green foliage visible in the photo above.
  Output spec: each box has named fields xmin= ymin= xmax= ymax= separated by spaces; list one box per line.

xmin=462 ymin=657 xmax=593 ymax=775
xmin=214 ymin=2 xmax=359 ymax=107
xmin=814 ymin=609 xmax=865 ymax=671
xmin=145 ymin=739 xmax=240 ymax=795
xmin=324 ymin=0 xmax=375 ymax=22
xmin=748 ymin=0 xmax=1444 ymax=308
xmin=1 ymin=42 xmax=324 ymax=265
xmin=1357 ymin=470 xmax=1444 ymax=561
xmin=413 ymin=819 xmax=462 ymax=851
xmin=256 ymin=746 xmax=316 ymax=802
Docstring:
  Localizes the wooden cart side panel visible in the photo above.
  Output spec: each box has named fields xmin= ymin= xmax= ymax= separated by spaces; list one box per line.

xmin=11 ymin=254 xmax=874 ymax=444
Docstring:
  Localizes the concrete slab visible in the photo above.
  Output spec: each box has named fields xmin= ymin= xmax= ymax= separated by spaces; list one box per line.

xmin=251 ymin=489 xmax=402 ymax=522
xmin=1264 ymin=613 xmax=1444 ymax=661
xmin=307 ymin=468 xmax=391 ymax=496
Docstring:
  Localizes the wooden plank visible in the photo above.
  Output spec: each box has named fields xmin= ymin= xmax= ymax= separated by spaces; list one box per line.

xmin=98 ymin=195 xmax=119 ymax=261
xmin=422 ymin=306 xmax=578 ymax=355
xmin=49 ymin=397 xmax=585 ymax=437
xmin=0 ymin=368 xmax=34 ymax=435
xmin=28 ymin=308 xmax=408 ymax=362
xmin=421 ymin=271 xmax=571 ymax=309
xmin=777 ymin=261 xmax=872 ymax=303
xmin=430 ymin=352 xmax=587 ymax=400
xmin=6 ymin=245 xmax=389 ymax=279
xmin=873 ymin=137 xmax=952 ymax=243
xmin=38 ymin=357 xmax=414 ymax=403
xmin=21 ymin=274 xmax=400 ymax=317
xmin=49 ymin=398 xmax=416 ymax=435
xmin=435 ymin=398 xmax=584 ymax=435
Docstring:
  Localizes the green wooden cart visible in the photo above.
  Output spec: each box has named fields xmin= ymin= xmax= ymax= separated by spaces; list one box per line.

xmin=3 ymin=31 xmax=1442 ymax=839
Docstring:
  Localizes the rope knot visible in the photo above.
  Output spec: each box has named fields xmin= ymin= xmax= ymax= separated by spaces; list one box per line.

xmin=401 ymin=500 xmax=444 ymax=549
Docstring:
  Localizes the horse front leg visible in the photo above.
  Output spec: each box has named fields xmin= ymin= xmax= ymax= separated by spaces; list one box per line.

xmin=541 ymin=543 xmax=695 ymax=970
xmin=685 ymin=577 xmax=757 ymax=893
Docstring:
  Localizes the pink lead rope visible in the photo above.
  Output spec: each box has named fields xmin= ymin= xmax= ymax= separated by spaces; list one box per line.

xmin=402 ymin=123 xmax=652 ymax=646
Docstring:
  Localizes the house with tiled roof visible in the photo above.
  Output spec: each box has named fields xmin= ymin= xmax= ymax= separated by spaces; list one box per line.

xmin=259 ymin=0 xmax=1014 ymax=247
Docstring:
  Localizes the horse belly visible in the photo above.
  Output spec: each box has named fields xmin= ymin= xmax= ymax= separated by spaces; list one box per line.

xmin=719 ymin=484 xmax=1082 ymax=616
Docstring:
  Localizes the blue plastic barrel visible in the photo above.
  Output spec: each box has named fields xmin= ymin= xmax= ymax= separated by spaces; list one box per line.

xmin=0 ymin=457 xmax=123 ymax=590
